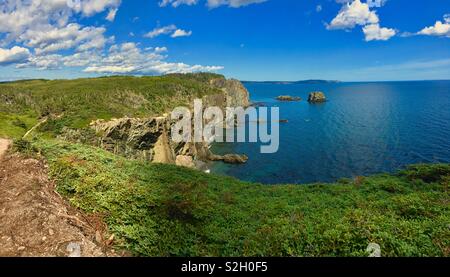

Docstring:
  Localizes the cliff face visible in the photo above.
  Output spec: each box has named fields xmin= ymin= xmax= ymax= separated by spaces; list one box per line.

xmin=209 ymin=78 xmax=250 ymax=108
xmin=90 ymin=78 xmax=251 ymax=167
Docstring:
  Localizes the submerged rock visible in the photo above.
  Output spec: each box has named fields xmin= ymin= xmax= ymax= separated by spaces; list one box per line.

xmin=276 ymin=95 xmax=301 ymax=102
xmin=308 ymin=92 xmax=327 ymax=103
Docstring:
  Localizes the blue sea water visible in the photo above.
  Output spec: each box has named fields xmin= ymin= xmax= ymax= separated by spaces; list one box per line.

xmin=209 ymin=81 xmax=450 ymax=184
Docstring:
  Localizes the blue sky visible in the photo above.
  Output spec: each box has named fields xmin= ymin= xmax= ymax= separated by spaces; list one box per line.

xmin=0 ymin=0 xmax=449 ymax=81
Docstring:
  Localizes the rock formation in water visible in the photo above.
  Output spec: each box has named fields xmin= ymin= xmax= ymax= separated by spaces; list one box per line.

xmin=276 ymin=95 xmax=301 ymax=102
xmin=208 ymin=153 xmax=249 ymax=164
xmin=90 ymin=77 xmax=251 ymax=168
xmin=308 ymin=92 xmax=327 ymax=103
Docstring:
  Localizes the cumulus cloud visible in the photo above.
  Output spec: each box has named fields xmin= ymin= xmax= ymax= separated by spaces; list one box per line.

xmin=327 ymin=0 xmax=395 ymax=42
xmin=0 ymin=0 xmax=120 ymax=58
xmin=106 ymin=8 xmax=118 ymax=21
xmin=0 ymin=1 xmax=221 ymax=75
xmin=417 ymin=14 xmax=450 ymax=38
xmin=82 ymin=42 xmax=223 ymax=74
xmin=0 ymin=0 xmax=121 ymax=38
xmin=159 ymin=0 xmax=199 ymax=8
xmin=207 ymin=0 xmax=267 ymax=8
xmin=19 ymin=23 xmax=111 ymax=55
xmin=69 ymin=0 xmax=122 ymax=17
xmin=144 ymin=25 xmax=177 ymax=38
xmin=19 ymin=53 xmax=64 ymax=70
xmin=363 ymin=23 xmax=396 ymax=41
xmin=327 ymin=0 xmax=379 ymax=30
xmin=144 ymin=25 xmax=192 ymax=38
xmin=171 ymin=29 xmax=192 ymax=38
xmin=159 ymin=0 xmax=267 ymax=8
xmin=0 ymin=46 xmax=30 ymax=65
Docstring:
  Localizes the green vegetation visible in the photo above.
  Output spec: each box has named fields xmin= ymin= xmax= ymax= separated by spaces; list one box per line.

xmin=0 ymin=73 xmax=223 ymax=133
xmin=24 ymin=138 xmax=448 ymax=257
xmin=2 ymin=74 xmax=449 ymax=257
xmin=0 ymin=113 xmax=37 ymax=138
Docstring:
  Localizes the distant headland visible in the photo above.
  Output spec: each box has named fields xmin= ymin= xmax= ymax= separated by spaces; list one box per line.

xmin=241 ymin=79 xmax=341 ymax=85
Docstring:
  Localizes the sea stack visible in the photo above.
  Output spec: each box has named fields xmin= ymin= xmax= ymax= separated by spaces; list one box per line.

xmin=308 ymin=92 xmax=327 ymax=103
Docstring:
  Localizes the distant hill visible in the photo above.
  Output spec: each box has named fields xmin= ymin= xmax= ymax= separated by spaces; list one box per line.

xmin=242 ymin=79 xmax=340 ymax=85
xmin=0 ymin=73 xmax=225 ymax=135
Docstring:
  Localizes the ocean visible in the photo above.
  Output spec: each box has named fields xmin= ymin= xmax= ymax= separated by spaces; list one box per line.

xmin=210 ymin=80 xmax=450 ymax=184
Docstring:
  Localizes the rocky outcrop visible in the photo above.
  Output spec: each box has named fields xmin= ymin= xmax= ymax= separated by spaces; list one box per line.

xmin=276 ymin=95 xmax=301 ymax=102
xmin=90 ymin=116 xmax=174 ymax=162
xmin=176 ymin=155 xmax=196 ymax=168
xmin=308 ymin=92 xmax=327 ymax=103
xmin=90 ymin=77 xmax=251 ymax=168
xmin=210 ymin=78 xmax=250 ymax=107
xmin=208 ymin=153 xmax=249 ymax=164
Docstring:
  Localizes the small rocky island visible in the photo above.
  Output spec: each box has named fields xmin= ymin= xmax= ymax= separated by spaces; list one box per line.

xmin=276 ymin=95 xmax=302 ymax=102
xmin=308 ymin=92 xmax=327 ymax=103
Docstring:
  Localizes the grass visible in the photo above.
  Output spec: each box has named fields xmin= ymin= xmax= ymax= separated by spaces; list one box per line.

xmin=3 ymin=74 xmax=449 ymax=257
xmin=0 ymin=73 xmax=223 ymax=133
xmin=0 ymin=113 xmax=38 ymax=138
xmin=27 ymin=138 xmax=449 ymax=257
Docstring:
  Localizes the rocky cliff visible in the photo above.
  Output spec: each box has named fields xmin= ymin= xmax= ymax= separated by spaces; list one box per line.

xmin=90 ymin=77 xmax=251 ymax=168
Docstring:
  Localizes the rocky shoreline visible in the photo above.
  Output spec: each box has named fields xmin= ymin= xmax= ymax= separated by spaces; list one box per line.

xmin=88 ymin=77 xmax=251 ymax=171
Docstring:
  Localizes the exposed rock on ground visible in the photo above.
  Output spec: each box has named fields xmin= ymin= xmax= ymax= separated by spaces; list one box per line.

xmin=308 ymin=92 xmax=327 ymax=103
xmin=367 ymin=243 xmax=382 ymax=257
xmin=276 ymin=95 xmax=301 ymax=102
xmin=176 ymin=155 xmax=196 ymax=168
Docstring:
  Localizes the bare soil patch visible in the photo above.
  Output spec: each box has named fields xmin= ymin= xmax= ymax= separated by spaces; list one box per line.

xmin=0 ymin=149 xmax=119 ymax=257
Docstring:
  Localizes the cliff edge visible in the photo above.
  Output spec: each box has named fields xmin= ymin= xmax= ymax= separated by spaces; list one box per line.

xmin=89 ymin=77 xmax=251 ymax=167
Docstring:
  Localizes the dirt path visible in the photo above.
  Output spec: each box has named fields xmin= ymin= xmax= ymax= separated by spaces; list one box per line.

xmin=0 ymin=149 xmax=118 ymax=257
xmin=0 ymin=139 xmax=11 ymax=159
xmin=22 ymin=117 xmax=48 ymax=139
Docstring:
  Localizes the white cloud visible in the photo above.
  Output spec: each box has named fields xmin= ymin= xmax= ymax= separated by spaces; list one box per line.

xmin=159 ymin=0 xmax=199 ymax=7
xmin=19 ymin=53 xmax=63 ymax=70
xmin=363 ymin=23 xmax=396 ymax=41
xmin=144 ymin=25 xmax=192 ymax=39
xmin=327 ymin=0 xmax=395 ymax=42
xmin=327 ymin=0 xmax=379 ymax=30
xmin=144 ymin=25 xmax=177 ymax=38
xmin=159 ymin=0 xmax=267 ymax=8
xmin=106 ymin=8 xmax=118 ymax=22
xmin=0 ymin=0 xmax=120 ymax=58
xmin=72 ymin=0 xmax=122 ymax=17
xmin=171 ymin=29 xmax=192 ymax=38
xmin=417 ymin=15 xmax=450 ymax=38
xmin=207 ymin=0 xmax=267 ymax=8
xmin=0 ymin=1 xmax=219 ymax=76
xmin=19 ymin=23 xmax=110 ymax=55
xmin=336 ymin=0 xmax=387 ymax=8
xmin=0 ymin=46 xmax=30 ymax=65
xmin=82 ymin=42 xmax=223 ymax=74
xmin=0 ymin=0 xmax=121 ymax=38
xmin=154 ymin=47 xmax=168 ymax=53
